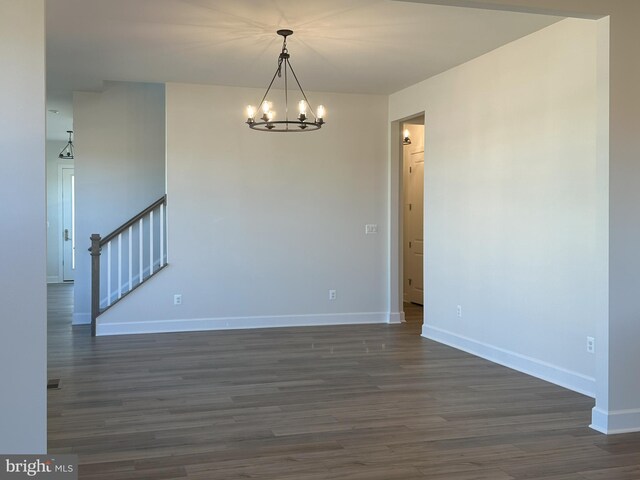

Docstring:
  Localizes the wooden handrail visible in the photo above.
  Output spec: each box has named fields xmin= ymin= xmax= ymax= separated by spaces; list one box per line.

xmin=99 ymin=195 xmax=166 ymax=246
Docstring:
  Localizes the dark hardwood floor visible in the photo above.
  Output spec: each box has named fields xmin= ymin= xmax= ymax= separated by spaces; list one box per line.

xmin=48 ymin=284 xmax=640 ymax=479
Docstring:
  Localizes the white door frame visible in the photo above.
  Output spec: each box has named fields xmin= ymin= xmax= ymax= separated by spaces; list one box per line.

xmin=389 ymin=112 xmax=426 ymax=322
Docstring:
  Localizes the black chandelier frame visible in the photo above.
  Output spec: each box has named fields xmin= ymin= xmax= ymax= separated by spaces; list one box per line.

xmin=246 ymin=30 xmax=324 ymax=132
xmin=58 ymin=130 xmax=75 ymax=159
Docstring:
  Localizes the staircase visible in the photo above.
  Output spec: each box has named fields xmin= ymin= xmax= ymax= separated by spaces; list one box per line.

xmin=90 ymin=195 xmax=168 ymax=336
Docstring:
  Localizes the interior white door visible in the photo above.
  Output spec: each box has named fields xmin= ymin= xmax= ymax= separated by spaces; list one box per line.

xmin=407 ymin=149 xmax=424 ymax=305
xmin=403 ymin=123 xmax=424 ymax=305
xmin=62 ymin=167 xmax=75 ymax=281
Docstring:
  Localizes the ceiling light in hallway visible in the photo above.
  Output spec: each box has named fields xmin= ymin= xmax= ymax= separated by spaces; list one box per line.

xmin=58 ymin=130 xmax=74 ymax=159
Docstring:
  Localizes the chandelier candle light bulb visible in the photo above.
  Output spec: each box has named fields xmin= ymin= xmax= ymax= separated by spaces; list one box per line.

xmin=266 ymin=110 xmax=276 ymax=129
xmin=246 ymin=105 xmax=256 ymax=123
xmin=298 ymin=100 xmax=307 ymax=120
xmin=260 ymin=101 xmax=272 ymax=121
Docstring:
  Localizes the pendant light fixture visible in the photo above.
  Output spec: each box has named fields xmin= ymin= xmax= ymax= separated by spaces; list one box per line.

xmin=402 ymin=129 xmax=412 ymax=145
xmin=245 ymin=30 xmax=325 ymax=132
xmin=58 ymin=130 xmax=75 ymax=159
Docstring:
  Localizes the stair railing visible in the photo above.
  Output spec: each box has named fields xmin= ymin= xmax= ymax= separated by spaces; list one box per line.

xmin=90 ymin=195 xmax=167 ymax=336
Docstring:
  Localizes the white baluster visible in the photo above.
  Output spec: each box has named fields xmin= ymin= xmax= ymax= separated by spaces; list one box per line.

xmin=107 ymin=241 xmax=112 ymax=307
xmin=128 ymin=225 xmax=133 ymax=292
xmin=149 ymin=210 xmax=154 ymax=275
xmin=139 ymin=218 xmax=143 ymax=284
xmin=160 ymin=203 xmax=165 ymax=267
xmin=117 ymin=233 xmax=122 ymax=300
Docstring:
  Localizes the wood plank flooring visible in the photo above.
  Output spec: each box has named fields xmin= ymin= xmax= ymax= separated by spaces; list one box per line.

xmin=48 ymin=284 xmax=640 ymax=479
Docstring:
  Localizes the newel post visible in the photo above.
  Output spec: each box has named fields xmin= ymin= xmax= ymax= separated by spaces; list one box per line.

xmin=90 ymin=233 xmax=102 ymax=337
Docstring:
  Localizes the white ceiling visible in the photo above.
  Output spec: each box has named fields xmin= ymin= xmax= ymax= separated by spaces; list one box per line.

xmin=45 ymin=0 xmax=561 ymax=139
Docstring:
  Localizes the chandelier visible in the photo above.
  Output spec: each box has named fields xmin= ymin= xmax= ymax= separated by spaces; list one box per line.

xmin=245 ymin=30 xmax=325 ymax=132
xmin=58 ymin=130 xmax=74 ymax=159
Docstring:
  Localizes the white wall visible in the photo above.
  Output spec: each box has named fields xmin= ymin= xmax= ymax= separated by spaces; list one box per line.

xmin=46 ymin=140 xmax=73 ymax=282
xmin=73 ymin=81 xmax=166 ymax=324
xmin=390 ymin=18 xmax=603 ymax=396
xmin=408 ymin=0 xmax=640 ymax=435
xmin=0 ymin=0 xmax=47 ymax=453
xmin=97 ymin=83 xmax=391 ymax=334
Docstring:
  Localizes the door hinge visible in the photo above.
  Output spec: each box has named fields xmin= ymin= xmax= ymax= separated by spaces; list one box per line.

xmin=409 ymin=278 xmax=412 ymax=286
xmin=409 ymin=241 xmax=412 ymax=248
xmin=409 ymin=203 xmax=412 ymax=211
xmin=410 ymin=166 xmax=412 ymax=173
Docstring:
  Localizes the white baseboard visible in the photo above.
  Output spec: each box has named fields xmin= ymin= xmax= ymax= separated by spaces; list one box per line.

xmin=591 ymin=407 xmax=640 ymax=434
xmin=97 ymin=312 xmax=393 ymax=336
xmin=72 ymin=312 xmax=91 ymax=325
xmin=47 ymin=276 xmax=61 ymax=283
xmin=422 ymin=324 xmax=595 ymax=398
xmin=389 ymin=311 xmax=405 ymax=324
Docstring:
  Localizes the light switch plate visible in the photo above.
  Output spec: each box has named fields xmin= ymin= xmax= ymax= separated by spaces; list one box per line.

xmin=365 ymin=224 xmax=378 ymax=234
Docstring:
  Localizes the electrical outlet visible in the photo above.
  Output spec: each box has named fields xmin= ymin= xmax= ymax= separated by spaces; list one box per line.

xmin=329 ymin=289 xmax=337 ymax=300
xmin=173 ymin=294 xmax=182 ymax=305
xmin=587 ymin=336 xmax=595 ymax=354
xmin=457 ymin=305 xmax=462 ymax=318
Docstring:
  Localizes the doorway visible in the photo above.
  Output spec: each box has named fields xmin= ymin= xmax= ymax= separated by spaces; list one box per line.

xmin=402 ymin=116 xmax=425 ymax=309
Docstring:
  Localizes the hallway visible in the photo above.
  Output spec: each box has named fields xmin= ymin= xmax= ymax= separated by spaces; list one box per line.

xmin=47 ymin=284 xmax=640 ymax=479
